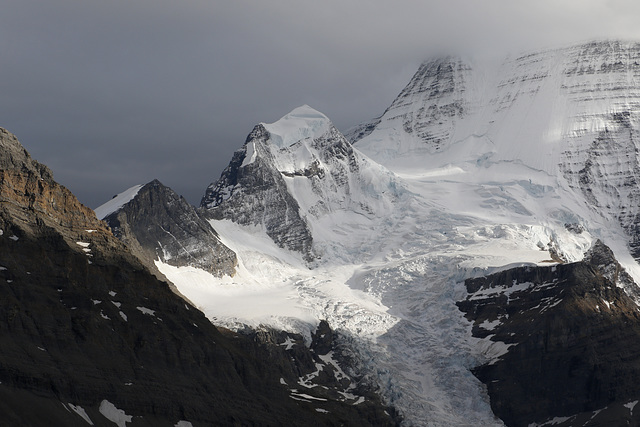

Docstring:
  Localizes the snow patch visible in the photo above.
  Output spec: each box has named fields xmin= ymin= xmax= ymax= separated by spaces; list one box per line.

xmin=479 ymin=319 xmax=501 ymax=330
xmin=66 ymin=403 xmax=94 ymax=425
xmin=625 ymin=400 xmax=638 ymax=414
xmin=136 ymin=307 xmax=156 ymax=316
xmin=98 ymin=400 xmax=132 ymax=427
xmin=94 ymin=184 xmax=143 ymax=219
xmin=280 ymin=337 xmax=295 ymax=350
xmin=477 ymin=335 xmax=516 ymax=364
xmin=241 ymin=140 xmax=258 ymax=167
xmin=290 ymin=392 xmax=327 ymax=402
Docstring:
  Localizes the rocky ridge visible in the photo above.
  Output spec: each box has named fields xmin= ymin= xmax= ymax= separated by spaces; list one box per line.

xmin=457 ymin=240 xmax=640 ymax=426
xmin=102 ymin=179 xmax=237 ymax=279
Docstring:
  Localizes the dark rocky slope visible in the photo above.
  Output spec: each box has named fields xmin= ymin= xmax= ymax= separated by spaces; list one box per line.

xmin=457 ymin=241 xmax=640 ymax=426
xmin=0 ymin=127 xmax=398 ymax=426
xmin=102 ymin=179 xmax=237 ymax=279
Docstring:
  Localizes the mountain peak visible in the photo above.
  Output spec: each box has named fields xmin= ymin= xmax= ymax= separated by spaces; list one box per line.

xmin=94 ymin=184 xmax=144 ymax=220
xmin=262 ymin=105 xmax=332 ymax=149
xmin=0 ymin=127 xmax=53 ymax=182
xmin=101 ymin=179 xmax=237 ymax=278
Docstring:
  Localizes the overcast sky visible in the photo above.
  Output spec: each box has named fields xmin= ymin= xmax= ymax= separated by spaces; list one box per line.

xmin=2 ymin=1 xmax=640 ymax=208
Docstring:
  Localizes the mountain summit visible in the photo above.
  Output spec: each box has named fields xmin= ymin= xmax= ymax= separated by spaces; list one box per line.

xmin=200 ymin=104 xmax=404 ymax=263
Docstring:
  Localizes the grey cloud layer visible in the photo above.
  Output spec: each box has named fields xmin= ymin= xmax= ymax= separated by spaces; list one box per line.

xmin=2 ymin=0 xmax=639 ymax=207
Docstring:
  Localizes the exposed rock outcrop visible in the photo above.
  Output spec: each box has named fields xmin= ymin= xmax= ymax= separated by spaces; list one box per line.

xmin=102 ymin=179 xmax=237 ymax=278
xmin=200 ymin=123 xmax=316 ymax=260
xmin=457 ymin=242 xmax=640 ymax=426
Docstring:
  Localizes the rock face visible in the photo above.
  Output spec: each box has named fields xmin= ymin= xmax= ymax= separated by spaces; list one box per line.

xmin=457 ymin=241 xmax=640 ymax=426
xmin=200 ymin=123 xmax=315 ymax=259
xmin=102 ymin=179 xmax=237 ymax=278
xmin=0 ymin=128 xmax=398 ymax=426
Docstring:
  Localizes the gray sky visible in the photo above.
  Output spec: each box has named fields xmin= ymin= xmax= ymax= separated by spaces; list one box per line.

xmin=2 ymin=0 xmax=640 ymax=208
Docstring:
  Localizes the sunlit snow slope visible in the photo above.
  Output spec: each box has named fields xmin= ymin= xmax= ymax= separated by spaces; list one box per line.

xmin=157 ymin=41 xmax=640 ymax=426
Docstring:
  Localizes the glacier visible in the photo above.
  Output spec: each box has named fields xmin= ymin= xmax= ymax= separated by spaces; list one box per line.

xmin=132 ymin=41 xmax=640 ymax=425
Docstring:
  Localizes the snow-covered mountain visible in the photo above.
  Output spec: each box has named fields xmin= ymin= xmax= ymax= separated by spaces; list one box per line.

xmin=354 ymin=40 xmax=640 ymax=278
xmin=99 ymin=40 xmax=640 ymax=426
xmin=200 ymin=105 xmax=405 ymax=263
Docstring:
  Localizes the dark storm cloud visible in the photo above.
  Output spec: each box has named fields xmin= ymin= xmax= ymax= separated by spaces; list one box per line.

xmin=2 ymin=0 xmax=640 ymax=208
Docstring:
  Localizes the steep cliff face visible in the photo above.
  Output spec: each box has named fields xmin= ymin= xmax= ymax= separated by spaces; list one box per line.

xmin=101 ymin=179 xmax=237 ymax=278
xmin=200 ymin=123 xmax=315 ymax=260
xmin=457 ymin=241 xmax=640 ymax=426
xmin=0 ymin=128 xmax=398 ymax=426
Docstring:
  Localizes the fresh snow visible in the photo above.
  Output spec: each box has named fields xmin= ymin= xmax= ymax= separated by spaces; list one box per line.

xmin=94 ymin=184 xmax=143 ymax=219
